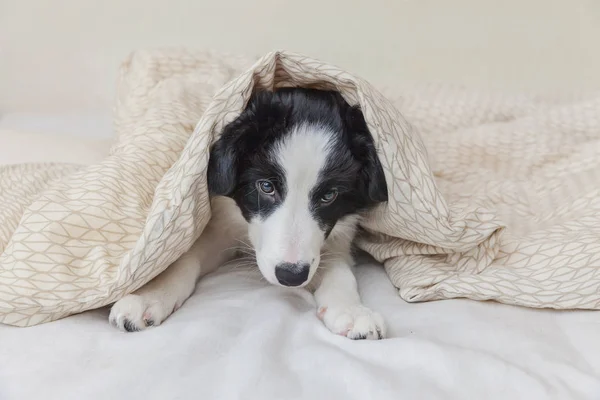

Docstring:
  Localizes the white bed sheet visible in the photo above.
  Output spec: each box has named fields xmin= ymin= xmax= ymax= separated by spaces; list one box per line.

xmin=0 ymin=116 xmax=599 ymax=400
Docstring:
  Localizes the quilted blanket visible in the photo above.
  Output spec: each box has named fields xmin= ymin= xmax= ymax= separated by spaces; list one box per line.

xmin=0 ymin=49 xmax=599 ymax=327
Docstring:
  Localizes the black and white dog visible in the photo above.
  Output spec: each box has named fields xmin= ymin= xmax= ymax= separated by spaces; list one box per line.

xmin=109 ymin=88 xmax=389 ymax=339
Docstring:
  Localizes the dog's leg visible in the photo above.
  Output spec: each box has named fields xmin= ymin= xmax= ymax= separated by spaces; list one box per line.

xmin=110 ymin=198 xmax=245 ymax=332
xmin=109 ymin=234 xmax=231 ymax=332
xmin=313 ymin=260 xmax=386 ymax=340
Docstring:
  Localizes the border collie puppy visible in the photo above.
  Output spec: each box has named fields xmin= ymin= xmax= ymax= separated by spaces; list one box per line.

xmin=110 ymin=88 xmax=389 ymax=339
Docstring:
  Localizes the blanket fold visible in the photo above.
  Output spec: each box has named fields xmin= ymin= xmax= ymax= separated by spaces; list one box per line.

xmin=0 ymin=49 xmax=598 ymax=327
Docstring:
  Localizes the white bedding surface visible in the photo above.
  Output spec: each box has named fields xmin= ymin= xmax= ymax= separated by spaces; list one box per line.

xmin=0 ymin=117 xmax=599 ymax=400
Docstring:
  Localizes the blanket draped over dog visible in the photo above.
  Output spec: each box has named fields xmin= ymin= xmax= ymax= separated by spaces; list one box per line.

xmin=1 ymin=50 xmax=599 ymax=327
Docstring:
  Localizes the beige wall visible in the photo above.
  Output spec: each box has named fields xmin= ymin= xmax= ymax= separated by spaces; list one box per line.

xmin=1 ymin=0 xmax=599 ymax=113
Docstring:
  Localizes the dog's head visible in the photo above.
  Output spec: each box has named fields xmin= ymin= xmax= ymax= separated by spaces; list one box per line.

xmin=207 ymin=88 xmax=387 ymax=287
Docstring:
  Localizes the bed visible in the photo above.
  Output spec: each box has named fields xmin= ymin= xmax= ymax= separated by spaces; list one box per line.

xmin=0 ymin=115 xmax=599 ymax=400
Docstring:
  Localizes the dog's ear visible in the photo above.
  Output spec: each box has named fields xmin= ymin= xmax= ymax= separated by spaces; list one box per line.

xmin=345 ymin=105 xmax=389 ymax=204
xmin=207 ymin=131 xmax=238 ymax=196
xmin=208 ymin=91 xmax=276 ymax=196
xmin=208 ymin=108 xmax=257 ymax=196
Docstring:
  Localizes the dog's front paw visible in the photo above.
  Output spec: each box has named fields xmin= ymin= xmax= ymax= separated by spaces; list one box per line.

xmin=318 ymin=305 xmax=386 ymax=340
xmin=109 ymin=294 xmax=172 ymax=332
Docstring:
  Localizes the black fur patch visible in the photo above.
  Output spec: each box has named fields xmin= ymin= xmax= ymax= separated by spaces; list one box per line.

xmin=207 ymin=88 xmax=388 ymax=228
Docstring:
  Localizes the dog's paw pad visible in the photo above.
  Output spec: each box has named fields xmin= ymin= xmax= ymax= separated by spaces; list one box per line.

xmin=109 ymin=295 xmax=168 ymax=332
xmin=142 ymin=311 xmax=155 ymax=327
xmin=122 ymin=318 xmax=142 ymax=332
xmin=320 ymin=305 xmax=386 ymax=340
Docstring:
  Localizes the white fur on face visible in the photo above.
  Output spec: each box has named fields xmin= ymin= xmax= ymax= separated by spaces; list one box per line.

xmin=249 ymin=124 xmax=333 ymax=286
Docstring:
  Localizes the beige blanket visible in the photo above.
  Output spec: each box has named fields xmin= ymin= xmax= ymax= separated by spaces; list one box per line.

xmin=1 ymin=50 xmax=598 ymax=327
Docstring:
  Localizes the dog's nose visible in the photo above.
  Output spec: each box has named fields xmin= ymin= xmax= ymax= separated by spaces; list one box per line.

xmin=274 ymin=262 xmax=310 ymax=287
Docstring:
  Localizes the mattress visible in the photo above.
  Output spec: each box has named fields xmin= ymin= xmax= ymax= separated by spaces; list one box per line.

xmin=0 ymin=115 xmax=599 ymax=400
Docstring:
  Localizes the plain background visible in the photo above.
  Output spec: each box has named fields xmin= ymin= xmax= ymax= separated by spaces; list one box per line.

xmin=1 ymin=0 xmax=599 ymax=115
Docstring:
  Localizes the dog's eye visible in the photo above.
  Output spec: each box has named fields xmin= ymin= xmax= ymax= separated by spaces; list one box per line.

xmin=257 ymin=180 xmax=275 ymax=195
xmin=320 ymin=189 xmax=338 ymax=205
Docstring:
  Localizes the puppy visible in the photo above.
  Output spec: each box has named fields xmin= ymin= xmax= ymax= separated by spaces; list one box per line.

xmin=109 ymin=88 xmax=389 ymax=339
